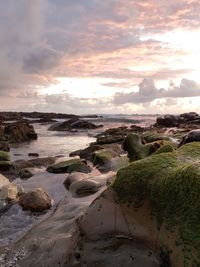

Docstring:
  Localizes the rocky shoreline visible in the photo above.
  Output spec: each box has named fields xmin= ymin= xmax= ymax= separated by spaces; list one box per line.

xmin=1 ymin=112 xmax=200 ymax=266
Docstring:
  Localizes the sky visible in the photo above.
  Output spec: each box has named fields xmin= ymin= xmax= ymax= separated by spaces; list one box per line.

xmin=1 ymin=0 xmax=200 ymax=114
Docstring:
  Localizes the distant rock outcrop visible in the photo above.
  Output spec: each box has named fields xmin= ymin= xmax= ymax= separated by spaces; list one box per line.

xmin=0 ymin=121 xmax=37 ymax=143
xmin=156 ymin=112 xmax=200 ymax=128
xmin=48 ymin=118 xmax=103 ymax=131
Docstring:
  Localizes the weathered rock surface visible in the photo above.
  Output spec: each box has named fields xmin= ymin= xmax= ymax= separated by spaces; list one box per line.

xmin=76 ymin=188 xmax=161 ymax=267
xmin=47 ymin=158 xmax=91 ymax=174
xmin=48 ymin=118 xmax=103 ymax=131
xmin=0 ymin=121 xmax=37 ymax=143
xmin=18 ymin=188 xmax=52 ymax=212
xmin=0 ymin=174 xmax=23 ymax=208
xmin=113 ymin=142 xmax=200 ymax=266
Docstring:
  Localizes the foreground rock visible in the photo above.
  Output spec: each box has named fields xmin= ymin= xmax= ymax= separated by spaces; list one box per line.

xmin=18 ymin=188 xmax=52 ymax=212
xmin=0 ymin=121 xmax=37 ymax=143
xmin=47 ymin=158 xmax=91 ymax=174
xmin=113 ymin=142 xmax=200 ymax=266
xmin=48 ymin=118 xmax=103 ymax=131
xmin=0 ymin=174 xmax=23 ymax=208
xmin=76 ymin=188 xmax=161 ymax=267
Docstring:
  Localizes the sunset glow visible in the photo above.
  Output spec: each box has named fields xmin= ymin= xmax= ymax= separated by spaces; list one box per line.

xmin=1 ymin=0 xmax=200 ymax=114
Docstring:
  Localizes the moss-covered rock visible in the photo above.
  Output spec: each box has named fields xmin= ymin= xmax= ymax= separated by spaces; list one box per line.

xmin=0 ymin=150 xmax=10 ymax=161
xmin=47 ymin=158 xmax=91 ymax=174
xmin=152 ymin=143 xmax=174 ymax=155
xmin=123 ymin=133 xmax=163 ymax=162
xmin=112 ymin=142 xmax=200 ymax=266
xmin=92 ymin=149 xmax=117 ymax=166
xmin=142 ymin=130 xmax=171 ymax=143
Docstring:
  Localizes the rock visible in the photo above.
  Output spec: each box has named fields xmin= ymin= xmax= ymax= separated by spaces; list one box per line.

xmin=69 ymin=180 xmax=99 ymax=197
xmin=0 ymin=141 xmax=10 ymax=152
xmin=63 ymin=172 xmax=89 ymax=190
xmin=179 ymin=129 xmax=200 ymax=146
xmin=179 ymin=112 xmax=199 ymax=121
xmin=92 ymin=149 xmax=118 ymax=166
xmin=19 ymin=168 xmax=41 ymax=179
xmin=123 ymin=133 xmax=162 ymax=162
xmin=69 ymin=144 xmax=104 ymax=160
xmin=112 ymin=142 xmax=200 ymax=266
xmin=47 ymin=159 xmax=91 ymax=174
xmin=0 ymin=161 xmax=11 ymax=171
xmin=142 ymin=130 xmax=171 ymax=143
xmin=12 ymin=157 xmax=56 ymax=175
xmin=3 ymin=121 xmax=37 ymax=143
xmin=156 ymin=114 xmax=179 ymax=127
xmin=18 ymin=188 xmax=52 ymax=212
xmin=48 ymin=118 xmax=102 ymax=131
xmin=0 ymin=174 xmax=23 ymax=208
xmin=28 ymin=153 xmax=39 ymax=157
xmin=0 ymin=150 xmax=10 ymax=161
xmin=77 ymin=188 xmax=161 ymax=267
xmin=95 ymin=126 xmax=146 ymax=145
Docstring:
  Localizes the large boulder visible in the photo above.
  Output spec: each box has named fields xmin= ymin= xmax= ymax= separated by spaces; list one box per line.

xmin=3 ymin=121 xmax=37 ymax=143
xmin=48 ymin=118 xmax=102 ymax=131
xmin=0 ymin=174 xmax=23 ymax=208
xmin=112 ymin=142 xmax=200 ymax=266
xmin=18 ymin=188 xmax=52 ymax=212
xmin=47 ymin=158 xmax=91 ymax=174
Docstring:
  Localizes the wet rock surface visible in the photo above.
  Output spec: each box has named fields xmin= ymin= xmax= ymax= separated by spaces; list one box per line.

xmin=47 ymin=158 xmax=91 ymax=174
xmin=18 ymin=188 xmax=52 ymax=212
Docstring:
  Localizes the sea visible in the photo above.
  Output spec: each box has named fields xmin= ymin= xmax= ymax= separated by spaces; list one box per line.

xmin=0 ymin=114 xmax=157 ymax=247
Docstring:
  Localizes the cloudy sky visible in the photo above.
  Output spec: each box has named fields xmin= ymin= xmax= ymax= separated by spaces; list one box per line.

xmin=1 ymin=0 xmax=200 ymax=114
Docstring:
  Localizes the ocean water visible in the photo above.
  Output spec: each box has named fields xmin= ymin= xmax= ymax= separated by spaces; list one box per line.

xmin=0 ymin=114 xmax=157 ymax=246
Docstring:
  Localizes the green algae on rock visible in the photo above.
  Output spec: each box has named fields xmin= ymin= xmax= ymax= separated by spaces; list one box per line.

xmin=92 ymin=149 xmax=117 ymax=166
xmin=0 ymin=150 xmax=10 ymax=161
xmin=47 ymin=158 xmax=91 ymax=174
xmin=123 ymin=133 xmax=162 ymax=162
xmin=112 ymin=142 xmax=200 ymax=266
